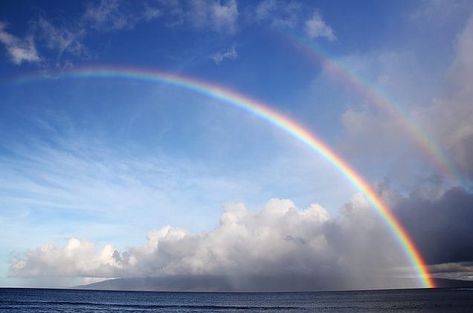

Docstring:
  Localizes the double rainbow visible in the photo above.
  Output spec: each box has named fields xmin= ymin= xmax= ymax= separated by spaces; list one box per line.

xmin=14 ymin=66 xmax=435 ymax=288
xmin=283 ymin=33 xmax=459 ymax=183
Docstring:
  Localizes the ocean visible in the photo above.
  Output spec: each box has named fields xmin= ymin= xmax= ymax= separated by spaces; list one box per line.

xmin=0 ymin=287 xmax=472 ymax=312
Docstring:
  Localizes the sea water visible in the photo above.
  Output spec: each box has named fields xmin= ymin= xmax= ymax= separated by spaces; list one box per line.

xmin=1 ymin=287 xmax=472 ymax=312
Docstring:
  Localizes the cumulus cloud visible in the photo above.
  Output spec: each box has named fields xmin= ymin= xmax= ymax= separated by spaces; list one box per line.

xmin=0 ymin=21 xmax=40 ymax=64
xmin=10 ymin=238 xmax=122 ymax=278
xmin=10 ymin=197 xmax=419 ymax=290
xmin=304 ymin=11 xmax=336 ymax=41
xmin=211 ymin=45 xmax=238 ymax=64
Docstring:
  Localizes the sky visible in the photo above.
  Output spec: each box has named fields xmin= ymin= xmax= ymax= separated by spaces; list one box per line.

xmin=1 ymin=0 xmax=473 ymax=291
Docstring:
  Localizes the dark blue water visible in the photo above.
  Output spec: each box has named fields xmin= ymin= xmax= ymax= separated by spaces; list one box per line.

xmin=1 ymin=288 xmax=472 ymax=312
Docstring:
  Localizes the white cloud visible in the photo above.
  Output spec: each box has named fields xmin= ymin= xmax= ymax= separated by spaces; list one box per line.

xmin=255 ymin=0 xmax=276 ymax=21
xmin=189 ymin=0 xmax=239 ymax=33
xmin=211 ymin=45 xmax=238 ymax=64
xmin=10 ymin=238 xmax=122 ymax=278
xmin=0 ymin=21 xmax=40 ymax=64
xmin=253 ymin=0 xmax=302 ymax=28
xmin=304 ymin=11 xmax=336 ymax=41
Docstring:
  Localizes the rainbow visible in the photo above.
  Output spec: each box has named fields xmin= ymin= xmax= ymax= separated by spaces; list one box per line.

xmin=282 ymin=32 xmax=460 ymax=183
xmin=14 ymin=66 xmax=435 ymax=288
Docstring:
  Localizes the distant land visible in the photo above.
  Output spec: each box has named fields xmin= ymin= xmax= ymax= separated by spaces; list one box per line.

xmin=76 ymin=276 xmax=473 ymax=292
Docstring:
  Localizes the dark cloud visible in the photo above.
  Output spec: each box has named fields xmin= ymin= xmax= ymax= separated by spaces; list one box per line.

xmin=396 ymin=187 xmax=473 ymax=265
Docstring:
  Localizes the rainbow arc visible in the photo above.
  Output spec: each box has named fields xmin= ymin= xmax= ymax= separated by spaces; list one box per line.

xmin=15 ymin=66 xmax=435 ymax=288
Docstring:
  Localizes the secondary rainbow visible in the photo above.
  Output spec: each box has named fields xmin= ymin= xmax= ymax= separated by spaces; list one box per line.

xmin=282 ymin=32 xmax=460 ymax=183
xmin=14 ymin=66 xmax=435 ymax=288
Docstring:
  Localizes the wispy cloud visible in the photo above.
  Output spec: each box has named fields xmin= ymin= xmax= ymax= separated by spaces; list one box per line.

xmin=253 ymin=1 xmax=336 ymax=41
xmin=0 ymin=1 xmax=338 ymax=67
xmin=188 ymin=0 xmax=239 ymax=34
xmin=210 ymin=45 xmax=238 ymax=64
xmin=0 ymin=21 xmax=40 ymax=64
xmin=83 ymin=0 xmax=162 ymax=32
xmin=0 ymin=136 xmax=244 ymax=224
xmin=36 ymin=17 xmax=86 ymax=59
xmin=253 ymin=0 xmax=302 ymax=28
xmin=84 ymin=0 xmax=130 ymax=31
xmin=0 ymin=0 xmax=164 ymax=67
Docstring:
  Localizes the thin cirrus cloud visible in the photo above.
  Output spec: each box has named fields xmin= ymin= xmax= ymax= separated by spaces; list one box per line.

xmin=1 ymin=0 xmax=238 ymax=66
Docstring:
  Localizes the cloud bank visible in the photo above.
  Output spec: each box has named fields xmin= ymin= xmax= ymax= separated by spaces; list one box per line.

xmin=10 ymin=197 xmax=419 ymax=290
xmin=11 ymin=180 xmax=473 ymax=289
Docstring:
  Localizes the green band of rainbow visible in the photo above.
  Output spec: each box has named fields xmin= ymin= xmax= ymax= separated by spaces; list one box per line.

xmin=14 ymin=66 xmax=435 ymax=288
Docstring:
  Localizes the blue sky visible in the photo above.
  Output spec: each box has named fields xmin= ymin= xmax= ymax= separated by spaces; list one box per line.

xmin=1 ymin=0 xmax=473 ymax=290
